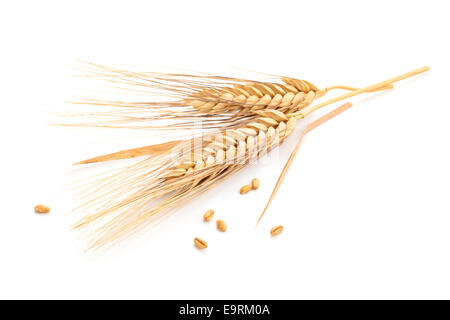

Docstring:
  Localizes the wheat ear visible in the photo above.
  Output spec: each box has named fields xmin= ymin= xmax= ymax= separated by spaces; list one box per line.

xmin=73 ymin=109 xmax=298 ymax=249
xmin=67 ymin=62 xmax=394 ymax=136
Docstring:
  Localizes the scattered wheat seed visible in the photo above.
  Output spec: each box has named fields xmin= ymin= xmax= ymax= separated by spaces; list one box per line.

xmin=251 ymin=178 xmax=260 ymax=190
xmin=203 ymin=209 xmax=214 ymax=222
xmin=216 ymin=219 xmax=227 ymax=232
xmin=240 ymin=184 xmax=252 ymax=194
xmin=194 ymin=237 xmax=208 ymax=249
xmin=270 ymin=225 xmax=284 ymax=237
xmin=34 ymin=204 xmax=50 ymax=214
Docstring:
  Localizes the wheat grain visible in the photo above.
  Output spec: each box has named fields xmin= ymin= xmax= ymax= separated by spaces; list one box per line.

xmin=34 ymin=204 xmax=50 ymax=214
xmin=240 ymin=185 xmax=252 ymax=194
xmin=194 ymin=237 xmax=207 ymax=249
xmin=216 ymin=220 xmax=227 ymax=232
xmin=270 ymin=225 xmax=284 ymax=236
xmin=203 ymin=209 xmax=214 ymax=222
xmin=251 ymin=178 xmax=260 ymax=190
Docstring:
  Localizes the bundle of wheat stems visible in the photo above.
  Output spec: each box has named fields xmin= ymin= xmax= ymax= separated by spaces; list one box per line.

xmin=69 ymin=63 xmax=429 ymax=249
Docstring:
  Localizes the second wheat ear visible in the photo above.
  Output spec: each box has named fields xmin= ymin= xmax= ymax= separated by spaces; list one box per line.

xmin=67 ymin=64 xmax=429 ymax=249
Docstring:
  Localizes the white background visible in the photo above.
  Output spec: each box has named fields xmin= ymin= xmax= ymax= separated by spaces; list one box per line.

xmin=1 ymin=0 xmax=449 ymax=299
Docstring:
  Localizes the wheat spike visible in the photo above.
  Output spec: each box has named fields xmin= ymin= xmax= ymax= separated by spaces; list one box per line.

xmin=67 ymin=62 xmax=394 ymax=135
xmin=186 ymin=78 xmax=320 ymax=115
xmin=67 ymin=63 xmax=325 ymax=133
